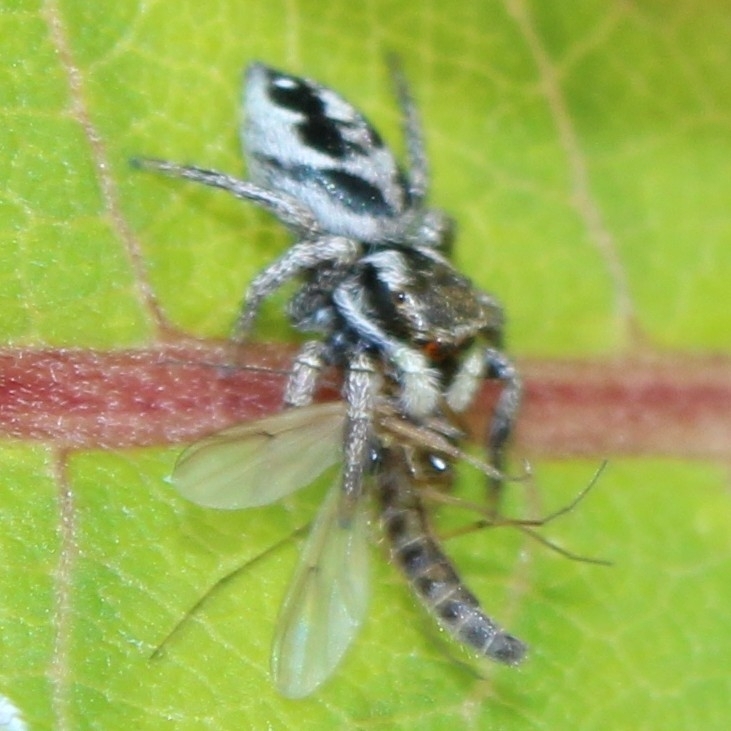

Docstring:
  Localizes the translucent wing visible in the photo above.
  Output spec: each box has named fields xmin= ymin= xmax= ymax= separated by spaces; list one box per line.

xmin=172 ymin=402 xmax=346 ymax=509
xmin=271 ymin=482 xmax=370 ymax=698
xmin=244 ymin=63 xmax=410 ymax=243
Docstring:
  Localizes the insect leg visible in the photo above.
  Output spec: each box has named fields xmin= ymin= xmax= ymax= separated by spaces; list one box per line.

xmin=234 ymin=235 xmax=360 ymax=340
xmin=283 ymin=340 xmax=328 ymax=408
xmin=339 ymin=352 xmax=378 ymax=524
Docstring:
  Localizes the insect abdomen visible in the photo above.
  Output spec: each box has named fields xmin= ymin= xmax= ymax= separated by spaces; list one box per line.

xmin=377 ymin=449 xmax=527 ymax=665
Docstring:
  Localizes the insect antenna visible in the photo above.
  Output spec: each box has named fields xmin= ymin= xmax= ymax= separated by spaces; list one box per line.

xmin=378 ymin=411 xmax=531 ymax=484
xmin=422 ymin=461 xmax=611 ymax=566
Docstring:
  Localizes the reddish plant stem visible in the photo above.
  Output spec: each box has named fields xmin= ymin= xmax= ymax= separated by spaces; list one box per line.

xmin=0 ymin=345 xmax=729 ymax=459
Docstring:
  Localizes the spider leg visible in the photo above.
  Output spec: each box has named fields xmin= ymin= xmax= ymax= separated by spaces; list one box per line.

xmin=482 ymin=347 xmax=522 ymax=512
xmin=387 ymin=55 xmax=428 ymax=206
xmin=283 ymin=340 xmax=329 ymax=408
xmin=234 ymin=235 xmax=360 ymax=341
xmin=132 ymin=157 xmax=362 ymax=339
xmin=131 ymin=158 xmax=321 ymax=234
xmin=444 ymin=341 xmax=521 ymax=512
xmin=339 ymin=352 xmax=379 ymax=525
xmin=386 ymin=60 xmax=454 ymax=250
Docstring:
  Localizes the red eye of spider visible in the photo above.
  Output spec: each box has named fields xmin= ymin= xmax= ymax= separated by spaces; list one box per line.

xmin=423 ymin=341 xmax=443 ymax=360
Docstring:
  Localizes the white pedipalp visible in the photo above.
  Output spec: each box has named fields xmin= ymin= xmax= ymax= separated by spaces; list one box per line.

xmin=389 ymin=345 xmax=440 ymax=417
xmin=172 ymin=402 xmax=346 ymax=509
xmin=271 ymin=479 xmax=370 ymax=698
xmin=445 ymin=346 xmax=484 ymax=413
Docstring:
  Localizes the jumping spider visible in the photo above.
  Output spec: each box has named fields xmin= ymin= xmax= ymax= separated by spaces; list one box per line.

xmin=136 ymin=62 xmax=525 ymax=697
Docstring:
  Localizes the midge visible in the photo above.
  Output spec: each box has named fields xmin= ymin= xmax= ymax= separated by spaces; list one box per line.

xmin=136 ymin=62 xmax=525 ymax=697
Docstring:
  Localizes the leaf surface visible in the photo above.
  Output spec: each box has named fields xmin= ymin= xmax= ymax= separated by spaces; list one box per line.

xmin=1 ymin=2 xmax=730 ymax=730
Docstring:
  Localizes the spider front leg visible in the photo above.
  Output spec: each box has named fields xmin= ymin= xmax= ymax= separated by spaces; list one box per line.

xmin=283 ymin=341 xmax=328 ymax=408
xmin=445 ymin=344 xmax=522 ymax=513
xmin=482 ymin=347 xmax=522 ymax=513
xmin=339 ymin=351 xmax=379 ymax=525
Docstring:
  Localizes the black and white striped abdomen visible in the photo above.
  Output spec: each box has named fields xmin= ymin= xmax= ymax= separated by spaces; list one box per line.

xmin=377 ymin=447 xmax=527 ymax=665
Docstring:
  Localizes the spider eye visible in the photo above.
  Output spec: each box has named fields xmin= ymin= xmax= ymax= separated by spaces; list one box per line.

xmin=422 ymin=341 xmax=443 ymax=360
xmin=393 ymin=291 xmax=407 ymax=303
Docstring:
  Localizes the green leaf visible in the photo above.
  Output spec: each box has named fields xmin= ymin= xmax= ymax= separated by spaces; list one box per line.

xmin=1 ymin=1 xmax=730 ymax=730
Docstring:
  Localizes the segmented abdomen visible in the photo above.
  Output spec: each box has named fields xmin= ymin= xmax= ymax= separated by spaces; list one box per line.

xmin=376 ymin=447 xmax=527 ymax=665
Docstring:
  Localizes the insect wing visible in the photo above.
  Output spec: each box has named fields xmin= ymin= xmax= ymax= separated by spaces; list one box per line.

xmin=272 ymin=482 xmax=370 ymax=698
xmin=172 ymin=402 xmax=346 ymax=509
xmin=243 ymin=63 xmax=410 ymax=243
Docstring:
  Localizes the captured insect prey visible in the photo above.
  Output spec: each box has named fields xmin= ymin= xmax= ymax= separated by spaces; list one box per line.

xmin=137 ymin=61 xmax=526 ymax=698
